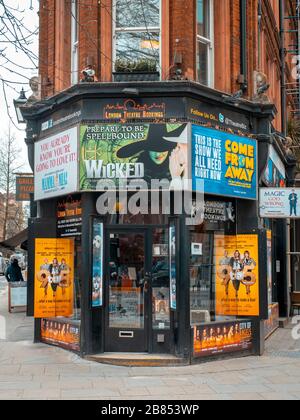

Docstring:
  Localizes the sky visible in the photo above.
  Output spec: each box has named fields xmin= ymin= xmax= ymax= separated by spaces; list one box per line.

xmin=0 ymin=0 xmax=39 ymax=172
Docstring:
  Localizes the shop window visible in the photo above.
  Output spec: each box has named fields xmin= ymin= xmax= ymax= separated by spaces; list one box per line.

xmin=71 ymin=0 xmax=79 ymax=85
xmin=113 ymin=0 xmax=161 ymax=73
xmin=190 ymin=224 xmax=260 ymax=325
xmin=196 ymin=0 xmax=214 ymax=87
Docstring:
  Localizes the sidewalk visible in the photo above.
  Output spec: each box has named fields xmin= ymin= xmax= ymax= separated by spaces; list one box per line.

xmin=0 ymin=278 xmax=300 ymax=400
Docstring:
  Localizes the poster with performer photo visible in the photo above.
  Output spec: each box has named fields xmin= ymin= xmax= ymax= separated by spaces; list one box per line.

xmin=260 ymin=188 xmax=300 ymax=219
xmin=79 ymin=123 xmax=189 ymax=190
xmin=194 ymin=321 xmax=253 ymax=358
xmin=34 ymin=239 xmax=74 ymax=318
xmin=215 ymin=234 xmax=259 ymax=317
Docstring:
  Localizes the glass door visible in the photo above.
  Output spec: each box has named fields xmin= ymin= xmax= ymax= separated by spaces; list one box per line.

xmin=105 ymin=230 xmax=150 ymax=352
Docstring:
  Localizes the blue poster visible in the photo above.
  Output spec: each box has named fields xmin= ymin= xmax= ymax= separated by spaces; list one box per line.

xmin=192 ymin=126 xmax=257 ymax=200
xmin=92 ymin=222 xmax=104 ymax=308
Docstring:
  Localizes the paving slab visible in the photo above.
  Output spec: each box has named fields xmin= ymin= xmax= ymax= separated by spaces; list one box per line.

xmin=0 ymin=277 xmax=300 ymax=400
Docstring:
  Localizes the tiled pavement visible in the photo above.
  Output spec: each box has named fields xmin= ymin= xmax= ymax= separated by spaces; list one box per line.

xmin=0 ymin=277 xmax=300 ymax=400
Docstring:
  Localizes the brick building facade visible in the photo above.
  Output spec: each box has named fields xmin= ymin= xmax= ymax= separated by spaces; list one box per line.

xmin=22 ymin=1 xmax=299 ymax=362
xmin=38 ymin=0 xmax=299 ymax=133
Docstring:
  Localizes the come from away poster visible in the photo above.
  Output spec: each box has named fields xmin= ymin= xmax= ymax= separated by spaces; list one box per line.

xmin=192 ymin=126 xmax=257 ymax=200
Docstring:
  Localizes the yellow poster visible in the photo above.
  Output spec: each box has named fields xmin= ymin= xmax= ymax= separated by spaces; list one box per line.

xmin=215 ymin=234 xmax=259 ymax=317
xmin=34 ymin=238 xmax=74 ymax=318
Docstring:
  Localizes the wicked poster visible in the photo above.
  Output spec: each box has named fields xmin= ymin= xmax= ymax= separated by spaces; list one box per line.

xmin=79 ymin=123 xmax=189 ymax=190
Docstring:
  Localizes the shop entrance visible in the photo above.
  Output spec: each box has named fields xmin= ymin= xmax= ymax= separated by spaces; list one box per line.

xmin=104 ymin=227 xmax=172 ymax=353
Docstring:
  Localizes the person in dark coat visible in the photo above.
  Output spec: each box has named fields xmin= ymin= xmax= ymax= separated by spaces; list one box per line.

xmin=5 ymin=259 xmax=24 ymax=282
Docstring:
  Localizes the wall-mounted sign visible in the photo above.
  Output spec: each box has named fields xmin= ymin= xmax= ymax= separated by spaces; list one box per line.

xmin=34 ymin=127 xmax=78 ymax=201
xmin=204 ymin=200 xmax=236 ymax=224
xmin=192 ymin=126 xmax=257 ymax=200
xmin=41 ymin=319 xmax=80 ymax=352
xmin=34 ymin=238 xmax=74 ymax=318
xmin=215 ymin=234 xmax=260 ymax=317
xmin=57 ymin=195 xmax=82 ymax=238
xmin=262 ymin=145 xmax=286 ymax=187
xmin=260 ymin=188 xmax=300 ymax=219
xmin=40 ymin=105 xmax=82 ymax=134
xmin=92 ymin=221 xmax=104 ymax=308
xmin=187 ymin=98 xmax=250 ymax=133
xmin=194 ymin=321 xmax=253 ymax=358
xmin=16 ymin=175 xmax=34 ymax=202
xmin=80 ymin=123 xmax=189 ymax=190
xmin=103 ymin=99 xmax=166 ymax=120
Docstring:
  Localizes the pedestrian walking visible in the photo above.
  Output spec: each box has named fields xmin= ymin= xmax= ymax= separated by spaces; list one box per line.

xmin=5 ymin=258 xmax=24 ymax=283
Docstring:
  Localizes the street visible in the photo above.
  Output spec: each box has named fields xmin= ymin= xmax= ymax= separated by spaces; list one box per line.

xmin=0 ymin=279 xmax=300 ymax=400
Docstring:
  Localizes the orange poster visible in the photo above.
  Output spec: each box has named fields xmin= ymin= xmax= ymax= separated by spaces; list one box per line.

xmin=34 ymin=238 xmax=74 ymax=318
xmin=215 ymin=234 xmax=259 ymax=317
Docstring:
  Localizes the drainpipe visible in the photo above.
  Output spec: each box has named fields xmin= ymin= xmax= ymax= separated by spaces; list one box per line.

xmin=240 ymin=0 xmax=248 ymax=92
xmin=279 ymin=0 xmax=287 ymax=136
xmin=258 ymin=0 xmax=262 ymax=69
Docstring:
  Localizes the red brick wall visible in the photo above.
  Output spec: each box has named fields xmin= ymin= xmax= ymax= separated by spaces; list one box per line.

xmin=38 ymin=0 xmax=297 ymax=132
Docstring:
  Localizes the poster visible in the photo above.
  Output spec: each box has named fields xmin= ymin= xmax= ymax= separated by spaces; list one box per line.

xmin=109 ymin=288 xmax=143 ymax=329
xmin=263 ymin=145 xmax=286 ymax=187
xmin=41 ymin=319 xmax=80 ymax=352
xmin=260 ymin=188 xmax=300 ymax=218
xmin=57 ymin=195 xmax=82 ymax=238
xmin=215 ymin=234 xmax=260 ymax=317
xmin=80 ymin=123 xmax=189 ymax=190
xmin=194 ymin=321 xmax=253 ymax=358
xmin=153 ymin=287 xmax=170 ymax=330
xmin=169 ymin=224 xmax=177 ymax=310
xmin=34 ymin=239 xmax=74 ymax=318
xmin=92 ymin=221 xmax=104 ymax=308
xmin=192 ymin=125 xmax=257 ymax=200
xmin=34 ymin=127 xmax=78 ymax=200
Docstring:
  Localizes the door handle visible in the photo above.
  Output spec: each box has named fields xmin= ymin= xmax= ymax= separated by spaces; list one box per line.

xmin=143 ymin=274 xmax=151 ymax=292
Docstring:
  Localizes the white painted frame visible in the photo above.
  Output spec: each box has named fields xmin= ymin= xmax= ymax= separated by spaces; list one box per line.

xmin=112 ymin=0 xmax=162 ymax=78
xmin=196 ymin=0 xmax=214 ymax=88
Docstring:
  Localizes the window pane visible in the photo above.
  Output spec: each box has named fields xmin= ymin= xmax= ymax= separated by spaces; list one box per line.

xmin=197 ymin=0 xmax=210 ymax=39
xmin=152 ymin=228 xmax=171 ymax=330
xmin=116 ymin=0 xmax=160 ymax=29
xmin=115 ymin=31 xmax=160 ymax=70
xmin=197 ymin=41 xmax=208 ymax=85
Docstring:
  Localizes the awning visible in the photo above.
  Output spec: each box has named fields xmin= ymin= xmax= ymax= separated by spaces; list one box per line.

xmin=0 ymin=228 xmax=28 ymax=251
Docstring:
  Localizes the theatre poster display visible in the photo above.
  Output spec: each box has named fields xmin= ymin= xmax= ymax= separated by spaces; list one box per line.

xmin=41 ymin=319 xmax=80 ymax=352
xmin=215 ymin=234 xmax=260 ymax=317
xmin=34 ymin=239 xmax=74 ymax=318
xmin=57 ymin=195 xmax=82 ymax=238
xmin=92 ymin=221 xmax=104 ymax=308
xmin=34 ymin=127 xmax=78 ymax=201
xmin=79 ymin=123 xmax=189 ymax=190
xmin=192 ymin=126 xmax=257 ymax=200
xmin=260 ymin=188 xmax=300 ymax=219
xmin=194 ymin=321 xmax=253 ymax=357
